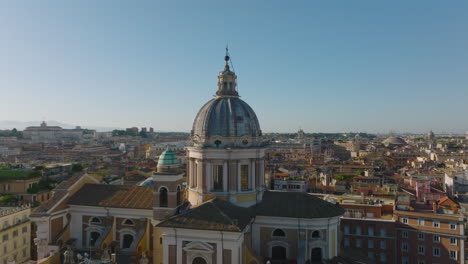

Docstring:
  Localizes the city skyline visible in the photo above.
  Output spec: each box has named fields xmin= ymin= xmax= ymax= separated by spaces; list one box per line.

xmin=2 ymin=1 xmax=468 ymax=133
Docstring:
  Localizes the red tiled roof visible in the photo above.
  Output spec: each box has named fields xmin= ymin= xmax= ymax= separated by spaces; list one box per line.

xmin=68 ymin=184 xmax=153 ymax=209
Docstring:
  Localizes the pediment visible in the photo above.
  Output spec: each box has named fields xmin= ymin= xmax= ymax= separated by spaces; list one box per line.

xmin=183 ymin=241 xmax=214 ymax=253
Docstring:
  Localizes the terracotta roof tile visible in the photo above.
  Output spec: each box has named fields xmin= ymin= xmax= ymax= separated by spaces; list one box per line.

xmin=157 ymin=199 xmax=253 ymax=232
xmin=68 ymin=184 xmax=153 ymax=209
xmin=255 ymin=191 xmax=345 ymax=219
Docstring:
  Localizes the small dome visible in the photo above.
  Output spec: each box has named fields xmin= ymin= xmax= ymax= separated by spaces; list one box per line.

xmin=139 ymin=178 xmax=155 ymax=187
xmin=192 ymin=97 xmax=261 ymax=138
xmin=158 ymin=150 xmax=179 ymax=166
xmin=383 ymin=136 xmax=406 ymax=146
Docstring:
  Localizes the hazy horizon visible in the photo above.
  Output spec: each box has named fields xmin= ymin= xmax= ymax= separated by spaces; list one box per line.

xmin=0 ymin=119 xmax=466 ymax=136
xmin=2 ymin=1 xmax=468 ymax=134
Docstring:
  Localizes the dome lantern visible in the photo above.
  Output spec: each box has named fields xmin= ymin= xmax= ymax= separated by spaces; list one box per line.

xmin=216 ymin=50 xmax=238 ymax=97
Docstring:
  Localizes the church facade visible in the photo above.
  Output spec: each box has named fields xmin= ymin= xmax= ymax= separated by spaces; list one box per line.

xmin=153 ymin=54 xmax=344 ymax=264
xmin=29 ymin=53 xmax=343 ymax=264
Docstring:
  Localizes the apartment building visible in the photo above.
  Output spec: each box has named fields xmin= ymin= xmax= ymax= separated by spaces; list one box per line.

xmin=0 ymin=204 xmax=31 ymax=264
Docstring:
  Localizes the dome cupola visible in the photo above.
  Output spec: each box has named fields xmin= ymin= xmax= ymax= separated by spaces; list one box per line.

xmin=157 ymin=148 xmax=179 ymax=172
xmin=191 ymin=52 xmax=263 ymax=148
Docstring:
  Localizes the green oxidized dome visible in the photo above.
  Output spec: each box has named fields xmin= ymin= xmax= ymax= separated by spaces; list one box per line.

xmin=158 ymin=150 xmax=179 ymax=166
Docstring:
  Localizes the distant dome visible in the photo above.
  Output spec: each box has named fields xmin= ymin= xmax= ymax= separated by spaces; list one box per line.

xmin=383 ymin=136 xmax=406 ymax=146
xmin=192 ymin=97 xmax=261 ymax=139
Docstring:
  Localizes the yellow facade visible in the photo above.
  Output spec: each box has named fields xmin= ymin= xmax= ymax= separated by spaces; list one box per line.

xmin=0 ymin=205 xmax=31 ymax=264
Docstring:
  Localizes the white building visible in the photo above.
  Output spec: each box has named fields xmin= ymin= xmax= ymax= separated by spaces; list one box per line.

xmin=22 ymin=121 xmax=85 ymax=143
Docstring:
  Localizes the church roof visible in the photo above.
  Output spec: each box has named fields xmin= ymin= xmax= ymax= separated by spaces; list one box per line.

xmin=68 ymin=184 xmax=153 ymax=209
xmin=157 ymin=191 xmax=344 ymax=232
xmin=255 ymin=191 xmax=345 ymax=219
xmin=157 ymin=198 xmax=253 ymax=232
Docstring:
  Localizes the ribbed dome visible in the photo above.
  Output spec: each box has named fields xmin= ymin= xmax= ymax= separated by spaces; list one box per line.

xmin=191 ymin=97 xmax=261 ymax=138
xmin=158 ymin=150 xmax=179 ymax=166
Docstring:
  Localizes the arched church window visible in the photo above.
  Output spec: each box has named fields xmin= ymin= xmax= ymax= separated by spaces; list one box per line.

xmin=214 ymin=140 xmax=221 ymax=147
xmin=192 ymin=257 xmax=207 ymax=264
xmin=123 ymin=219 xmax=134 ymax=226
xmin=272 ymin=229 xmax=286 ymax=237
xmin=176 ymin=185 xmax=181 ymax=206
xmin=213 ymin=165 xmax=223 ymax=191
xmin=240 ymin=164 xmax=249 ymax=190
xmin=122 ymin=234 xmax=134 ymax=249
xmin=160 ymin=187 xmax=168 ymax=207
xmin=312 ymin=230 xmax=320 ymax=238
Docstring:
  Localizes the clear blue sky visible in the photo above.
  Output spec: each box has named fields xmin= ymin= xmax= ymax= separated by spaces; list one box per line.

xmin=1 ymin=1 xmax=467 ymax=133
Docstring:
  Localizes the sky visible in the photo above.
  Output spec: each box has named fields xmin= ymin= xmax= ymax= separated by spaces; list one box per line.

xmin=1 ymin=1 xmax=467 ymax=134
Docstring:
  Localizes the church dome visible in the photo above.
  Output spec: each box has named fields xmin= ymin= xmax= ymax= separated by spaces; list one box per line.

xmin=158 ymin=149 xmax=179 ymax=166
xmin=190 ymin=53 xmax=262 ymax=148
xmin=383 ymin=136 xmax=406 ymax=146
xmin=157 ymin=149 xmax=179 ymax=172
xmin=192 ymin=97 xmax=261 ymax=138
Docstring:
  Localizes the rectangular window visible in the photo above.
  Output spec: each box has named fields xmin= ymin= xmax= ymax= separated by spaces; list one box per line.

xmin=368 ymin=240 xmax=374 ymax=248
xmin=212 ymin=165 xmax=223 ymax=191
xmin=2 ymin=234 xmax=8 ymax=242
xmin=22 ymin=226 xmax=27 ymax=233
xmin=418 ymin=218 xmax=424 ymax=226
xmin=433 ymin=247 xmax=440 ymax=257
xmin=368 ymin=226 xmax=374 ymax=236
xmin=402 ymin=231 xmax=408 ymax=238
xmin=402 ymin=217 xmax=408 ymax=224
xmin=402 ymin=257 xmax=409 ymax=264
xmin=418 ymin=245 xmax=425 ymax=255
xmin=356 ymin=239 xmax=362 ymax=248
xmin=418 ymin=233 xmax=424 ymax=240
xmin=450 ymin=222 xmax=456 ymax=230
xmin=368 ymin=252 xmax=374 ymax=260
xmin=240 ymin=164 xmax=249 ymax=190
xmin=433 ymin=221 xmax=440 ymax=228
xmin=344 ymin=238 xmax=350 ymax=247
xmin=344 ymin=225 xmax=350 ymax=235
xmin=380 ymin=253 xmax=386 ymax=262
xmin=380 ymin=240 xmax=386 ymax=249
xmin=450 ymin=237 xmax=457 ymax=245
xmin=402 ymin=242 xmax=408 ymax=252
xmin=356 ymin=226 xmax=362 ymax=235
xmin=380 ymin=228 xmax=386 ymax=237
xmin=13 ymin=230 xmax=18 ymax=237
xmin=433 ymin=235 xmax=440 ymax=243
xmin=192 ymin=162 xmax=198 ymax=188
xmin=450 ymin=250 xmax=457 ymax=260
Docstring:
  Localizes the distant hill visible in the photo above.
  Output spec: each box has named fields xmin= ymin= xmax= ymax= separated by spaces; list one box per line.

xmin=0 ymin=120 xmax=120 ymax=132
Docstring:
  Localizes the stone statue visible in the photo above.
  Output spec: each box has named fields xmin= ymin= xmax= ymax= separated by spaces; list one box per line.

xmin=139 ymin=252 xmax=149 ymax=264
xmin=101 ymin=248 xmax=111 ymax=262
xmin=63 ymin=246 xmax=75 ymax=264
